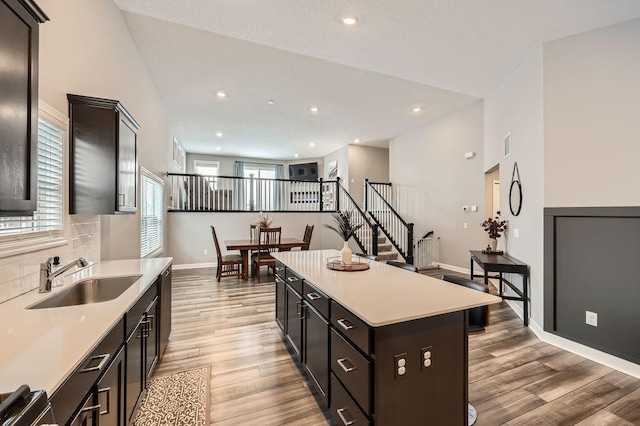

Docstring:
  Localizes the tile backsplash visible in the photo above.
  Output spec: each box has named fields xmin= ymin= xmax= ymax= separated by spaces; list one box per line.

xmin=0 ymin=215 xmax=100 ymax=304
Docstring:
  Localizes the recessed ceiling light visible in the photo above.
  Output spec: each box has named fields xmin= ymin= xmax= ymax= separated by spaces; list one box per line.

xmin=216 ymin=91 xmax=227 ymax=98
xmin=412 ymin=106 xmax=422 ymax=113
xmin=267 ymin=100 xmax=275 ymax=105
xmin=216 ymin=132 xmax=223 ymax=137
xmin=353 ymin=138 xmax=360 ymax=143
xmin=341 ymin=15 xmax=359 ymax=26
xmin=309 ymin=106 xmax=319 ymax=113
xmin=216 ymin=147 xmax=221 ymax=151
xmin=309 ymin=142 xmax=315 ymax=147
xmin=294 ymin=153 xmax=299 ymax=158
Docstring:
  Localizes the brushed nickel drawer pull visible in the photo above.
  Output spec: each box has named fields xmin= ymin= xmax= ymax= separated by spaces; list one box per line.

xmin=97 ymin=387 xmax=111 ymax=415
xmin=307 ymin=292 xmax=321 ymax=300
xmin=337 ymin=357 xmax=356 ymax=373
xmin=337 ymin=318 xmax=354 ymax=331
xmin=79 ymin=353 xmax=110 ymax=373
xmin=77 ymin=404 xmax=102 ymax=426
xmin=336 ymin=408 xmax=355 ymax=425
xmin=275 ymin=266 xmax=284 ymax=272
xmin=147 ymin=314 xmax=155 ymax=332
xmin=287 ymin=276 xmax=299 ymax=282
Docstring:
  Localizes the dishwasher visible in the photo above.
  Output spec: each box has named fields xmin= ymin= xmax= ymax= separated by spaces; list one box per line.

xmin=0 ymin=385 xmax=57 ymax=426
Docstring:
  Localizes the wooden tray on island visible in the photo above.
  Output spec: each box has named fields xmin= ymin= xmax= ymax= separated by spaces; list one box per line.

xmin=326 ymin=256 xmax=370 ymax=272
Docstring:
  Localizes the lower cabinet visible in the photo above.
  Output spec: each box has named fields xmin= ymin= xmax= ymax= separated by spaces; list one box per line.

xmin=125 ymin=319 xmax=145 ymax=423
xmin=49 ymin=267 xmax=171 ymax=426
xmin=275 ymin=276 xmax=286 ymax=332
xmin=97 ymin=347 xmax=126 ymax=426
xmin=303 ymin=303 xmax=329 ymax=405
xmin=285 ymin=284 xmax=303 ymax=359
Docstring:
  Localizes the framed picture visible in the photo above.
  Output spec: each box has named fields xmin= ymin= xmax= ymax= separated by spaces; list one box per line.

xmin=173 ymin=137 xmax=186 ymax=171
xmin=504 ymin=133 xmax=511 ymax=158
xmin=328 ymin=160 xmax=338 ymax=180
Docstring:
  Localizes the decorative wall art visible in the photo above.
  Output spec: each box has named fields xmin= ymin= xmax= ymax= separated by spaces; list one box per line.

xmin=328 ymin=160 xmax=338 ymax=180
xmin=509 ymin=162 xmax=522 ymax=216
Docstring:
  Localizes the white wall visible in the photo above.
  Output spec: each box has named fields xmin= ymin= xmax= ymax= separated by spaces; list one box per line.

xmin=544 ymin=18 xmax=640 ymax=207
xmin=348 ymin=145 xmax=389 ymax=207
xmin=390 ymin=101 xmax=486 ymax=268
xmin=484 ymin=46 xmax=545 ymax=326
xmin=167 ymin=212 xmax=344 ymax=265
xmin=38 ymin=0 xmax=173 ymax=261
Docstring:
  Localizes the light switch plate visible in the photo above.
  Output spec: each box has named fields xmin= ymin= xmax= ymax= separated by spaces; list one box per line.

xmin=513 ymin=229 xmax=520 ymax=238
xmin=586 ymin=311 xmax=598 ymax=327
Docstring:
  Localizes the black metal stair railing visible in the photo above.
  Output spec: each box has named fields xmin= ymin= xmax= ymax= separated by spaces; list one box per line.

xmin=336 ymin=178 xmax=379 ymax=257
xmin=166 ymin=173 xmax=338 ymax=212
xmin=364 ymin=179 xmax=414 ymax=264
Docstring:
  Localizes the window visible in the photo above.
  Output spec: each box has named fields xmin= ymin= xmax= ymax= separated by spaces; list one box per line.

xmin=0 ymin=118 xmax=64 ymax=241
xmin=141 ymin=169 xmax=164 ymax=257
xmin=194 ymin=160 xmax=219 ymax=176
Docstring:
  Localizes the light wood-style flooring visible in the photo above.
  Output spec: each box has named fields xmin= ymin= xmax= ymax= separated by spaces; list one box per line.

xmin=155 ymin=267 xmax=640 ymax=425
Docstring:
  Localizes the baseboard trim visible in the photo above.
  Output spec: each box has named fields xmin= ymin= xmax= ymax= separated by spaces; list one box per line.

xmin=173 ymin=262 xmax=216 ymax=270
xmin=434 ymin=262 xmax=470 ymax=275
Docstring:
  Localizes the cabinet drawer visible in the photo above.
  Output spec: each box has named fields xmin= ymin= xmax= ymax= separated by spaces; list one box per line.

xmin=125 ymin=280 xmax=158 ymax=337
xmin=331 ymin=374 xmax=369 ymax=426
xmin=284 ymin=268 xmax=303 ymax=294
xmin=331 ymin=302 xmax=371 ymax=354
xmin=331 ymin=329 xmax=371 ymax=415
xmin=303 ymin=281 xmax=329 ymax=319
xmin=50 ymin=317 xmax=124 ymax=425
xmin=274 ymin=261 xmax=286 ymax=278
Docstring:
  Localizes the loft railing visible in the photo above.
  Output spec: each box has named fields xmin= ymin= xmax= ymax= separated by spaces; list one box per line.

xmin=167 ymin=173 xmax=338 ymax=212
xmin=336 ymin=178 xmax=378 ymax=257
xmin=364 ymin=179 xmax=414 ymax=264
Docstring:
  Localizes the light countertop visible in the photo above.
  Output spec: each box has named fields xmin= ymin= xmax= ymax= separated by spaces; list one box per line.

xmin=0 ymin=257 xmax=172 ymax=394
xmin=272 ymin=250 xmax=501 ymax=327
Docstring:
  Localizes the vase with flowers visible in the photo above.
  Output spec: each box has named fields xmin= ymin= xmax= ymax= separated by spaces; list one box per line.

xmin=481 ymin=211 xmax=508 ymax=253
xmin=254 ymin=212 xmax=273 ymax=228
xmin=324 ymin=211 xmax=364 ymax=265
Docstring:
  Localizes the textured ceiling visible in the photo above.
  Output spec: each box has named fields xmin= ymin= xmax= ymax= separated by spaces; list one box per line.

xmin=114 ymin=0 xmax=640 ymax=158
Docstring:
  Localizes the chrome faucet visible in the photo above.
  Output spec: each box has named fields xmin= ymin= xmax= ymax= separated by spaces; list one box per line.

xmin=39 ymin=257 xmax=89 ymax=293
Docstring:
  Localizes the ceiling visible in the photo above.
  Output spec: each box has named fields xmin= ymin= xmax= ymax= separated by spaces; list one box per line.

xmin=114 ymin=0 xmax=640 ymax=159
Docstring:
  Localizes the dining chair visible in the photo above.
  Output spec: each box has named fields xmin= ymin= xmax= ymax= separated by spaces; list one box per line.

xmin=301 ymin=224 xmax=314 ymax=250
xmin=386 ymin=260 xmax=419 ymax=273
xmin=210 ymin=226 xmax=243 ymax=282
xmin=252 ymin=227 xmax=282 ymax=282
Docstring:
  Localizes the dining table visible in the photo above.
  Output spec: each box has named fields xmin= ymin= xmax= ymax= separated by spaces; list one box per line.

xmin=224 ymin=237 xmax=307 ymax=280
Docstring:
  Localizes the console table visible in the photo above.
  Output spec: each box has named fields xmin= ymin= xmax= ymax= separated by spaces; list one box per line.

xmin=469 ymin=250 xmax=529 ymax=326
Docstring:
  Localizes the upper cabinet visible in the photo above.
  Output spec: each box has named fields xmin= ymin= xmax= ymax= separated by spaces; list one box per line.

xmin=0 ymin=0 xmax=48 ymax=215
xmin=68 ymin=94 xmax=140 ymax=215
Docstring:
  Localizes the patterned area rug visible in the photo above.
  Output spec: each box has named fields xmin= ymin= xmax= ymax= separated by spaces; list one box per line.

xmin=133 ymin=366 xmax=210 ymax=426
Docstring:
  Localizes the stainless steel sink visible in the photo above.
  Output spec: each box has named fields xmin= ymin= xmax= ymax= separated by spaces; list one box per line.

xmin=28 ymin=275 xmax=142 ymax=309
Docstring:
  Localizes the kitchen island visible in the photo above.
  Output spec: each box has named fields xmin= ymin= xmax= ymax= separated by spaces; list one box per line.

xmin=272 ymin=249 xmax=501 ymax=426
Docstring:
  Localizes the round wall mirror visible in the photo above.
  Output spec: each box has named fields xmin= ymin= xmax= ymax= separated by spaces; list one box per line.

xmin=509 ymin=180 xmax=522 ymax=216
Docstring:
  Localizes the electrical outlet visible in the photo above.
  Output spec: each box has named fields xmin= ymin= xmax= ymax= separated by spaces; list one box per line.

xmin=514 ymin=228 xmax=520 ymax=238
xmin=420 ymin=346 xmax=432 ymax=371
xmin=586 ymin=311 xmax=598 ymax=327
xmin=471 ymin=205 xmax=478 ymax=212
xmin=394 ymin=353 xmax=408 ymax=380
xmin=463 ymin=223 xmax=468 ymax=229
xmin=203 ymin=249 xmax=208 ymax=255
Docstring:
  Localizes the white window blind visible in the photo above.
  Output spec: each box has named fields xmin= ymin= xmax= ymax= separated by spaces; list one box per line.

xmin=141 ymin=169 xmax=164 ymax=257
xmin=0 ymin=119 xmax=64 ymax=240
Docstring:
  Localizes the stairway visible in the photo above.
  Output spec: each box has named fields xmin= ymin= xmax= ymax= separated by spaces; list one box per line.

xmin=365 ymin=229 xmax=399 ymax=262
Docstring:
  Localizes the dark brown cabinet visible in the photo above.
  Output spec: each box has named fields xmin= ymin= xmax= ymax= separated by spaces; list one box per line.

xmin=303 ymin=303 xmax=329 ymax=405
xmin=285 ymin=284 xmax=303 ymax=360
xmin=159 ymin=265 xmax=172 ymax=358
xmin=0 ymin=0 xmax=48 ymax=215
xmin=275 ymin=276 xmax=286 ymax=332
xmin=125 ymin=320 xmax=144 ymax=423
xmin=145 ymin=297 xmax=159 ymax=379
xmin=97 ymin=346 xmax=126 ymax=426
xmin=68 ymin=94 xmax=139 ymax=215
